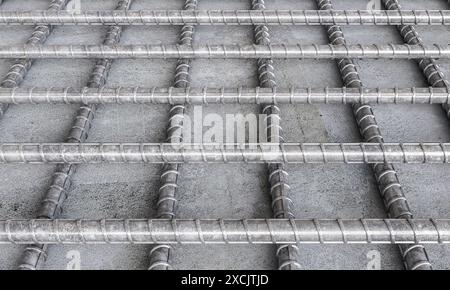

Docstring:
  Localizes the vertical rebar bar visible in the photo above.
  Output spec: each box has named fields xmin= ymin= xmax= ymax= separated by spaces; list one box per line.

xmin=251 ymin=0 xmax=301 ymax=270
xmin=16 ymin=0 xmax=133 ymax=270
xmin=382 ymin=0 xmax=450 ymax=122
xmin=148 ymin=0 xmax=197 ymax=271
xmin=315 ymin=0 xmax=432 ymax=270
xmin=0 ymin=0 xmax=68 ymax=119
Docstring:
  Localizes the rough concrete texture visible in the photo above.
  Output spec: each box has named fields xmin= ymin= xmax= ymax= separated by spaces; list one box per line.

xmin=0 ymin=0 xmax=450 ymax=270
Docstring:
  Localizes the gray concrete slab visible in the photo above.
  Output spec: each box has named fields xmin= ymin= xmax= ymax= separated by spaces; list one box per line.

xmin=0 ymin=0 xmax=449 ymax=270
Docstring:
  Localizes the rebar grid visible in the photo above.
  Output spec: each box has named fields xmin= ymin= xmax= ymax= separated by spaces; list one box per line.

xmin=0 ymin=0 xmax=449 ymax=271
xmin=378 ymin=8 xmax=450 ymax=268
xmin=382 ymin=0 xmax=450 ymax=268
xmin=2 ymin=219 xmax=450 ymax=244
xmin=382 ymin=0 xmax=450 ymax=132
xmin=315 ymin=0 xmax=431 ymax=270
xmin=1 ymin=142 xmax=450 ymax=164
xmin=0 ymin=0 xmax=68 ymax=119
xmin=17 ymin=0 xmax=133 ymax=271
xmin=4 ymin=10 xmax=450 ymax=26
xmin=252 ymin=0 xmax=300 ymax=271
xmin=148 ymin=0 xmax=197 ymax=271
xmin=2 ymin=86 xmax=450 ymax=104
xmin=2 ymin=44 xmax=450 ymax=59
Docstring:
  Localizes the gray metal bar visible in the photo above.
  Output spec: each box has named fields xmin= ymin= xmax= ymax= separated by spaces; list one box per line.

xmin=252 ymin=0 xmax=300 ymax=270
xmin=17 ymin=0 xmax=133 ymax=271
xmin=0 ymin=44 xmax=450 ymax=59
xmin=0 ymin=86 xmax=449 ymax=104
xmin=0 ymin=142 xmax=450 ymax=164
xmin=0 ymin=0 xmax=68 ymax=119
xmin=316 ymin=0 xmax=431 ymax=270
xmin=3 ymin=10 xmax=450 ymax=25
xmin=1 ymin=219 xmax=450 ymax=244
xmin=148 ymin=0 xmax=197 ymax=271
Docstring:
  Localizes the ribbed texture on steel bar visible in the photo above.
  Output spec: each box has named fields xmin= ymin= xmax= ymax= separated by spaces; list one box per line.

xmin=17 ymin=0 xmax=132 ymax=271
xmin=383 ymin=0 xmax=450 ymax=130
xmin=316 ymin=0 xmax=431 ymax=270
xmin=1 ymin=86 xmax=450 ymax=104
xmin=1 ymin=142 xmax=450 ymax=164
xmin=4 ymin=10 xmax=450 ymax=25
xmin=0 ymin=0 xmax=68 ymax=119
xmin=2 ymin=44 xmax=450 ymax=59
xmin=148 ymin=0 xmax=197 ymax=271
xmin=2 ymin=219 xmax=450 ymax=244
xmin=383 ymin=0 xmax=448 ymax=270
xmin=252 ymin=0 xmax=300 ymax=271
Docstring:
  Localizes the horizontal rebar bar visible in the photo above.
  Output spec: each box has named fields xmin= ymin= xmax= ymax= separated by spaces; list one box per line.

xmin=1 ymin=143 xmax=450 ymax=164
xmin=2 ymin=10 xmax=450 ymax=26
xmin=1 ymin=219 xmax=450 ymax=244
xmin=0 ymin=86 xmax=449 ymax=104
xmin=1 ymin=44 xmax=450 ymax=59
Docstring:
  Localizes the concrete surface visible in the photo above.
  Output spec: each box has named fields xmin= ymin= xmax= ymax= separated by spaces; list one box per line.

xmin=0 ymin=0 xmax=450 ymax=270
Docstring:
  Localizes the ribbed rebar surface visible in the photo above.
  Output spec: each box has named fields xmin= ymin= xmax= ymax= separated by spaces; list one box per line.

xmin=381 ymin=0 xmax=450 ymax=270
xmin=382 ymin=0 xmax=450 ymax=135
xmin=0 ymin=0 xmax=68 ymax=119
xmin=148 ymin=0 xmax=197 ymax=271
xmin=316 ymin=0 xmax=431 ymax=270
xmin=0 ymin=0 xmax=449 ymax=270
xmin=252 ymin=0 xmax=300 ymax=271
xmin=1 ymin=86 xmax=450 ymax=104
xmin=1 ymin=44 xmax=450 ymax=59
xmin=17 ymin=0 xmax=133 ymax=271
xmin=1 ymin=142 xmax=450 ymax=164
xmin=2 ymin=219 xmax=450 ymax=244
xmin=3 ymin=10 xmax=450 ymax=25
